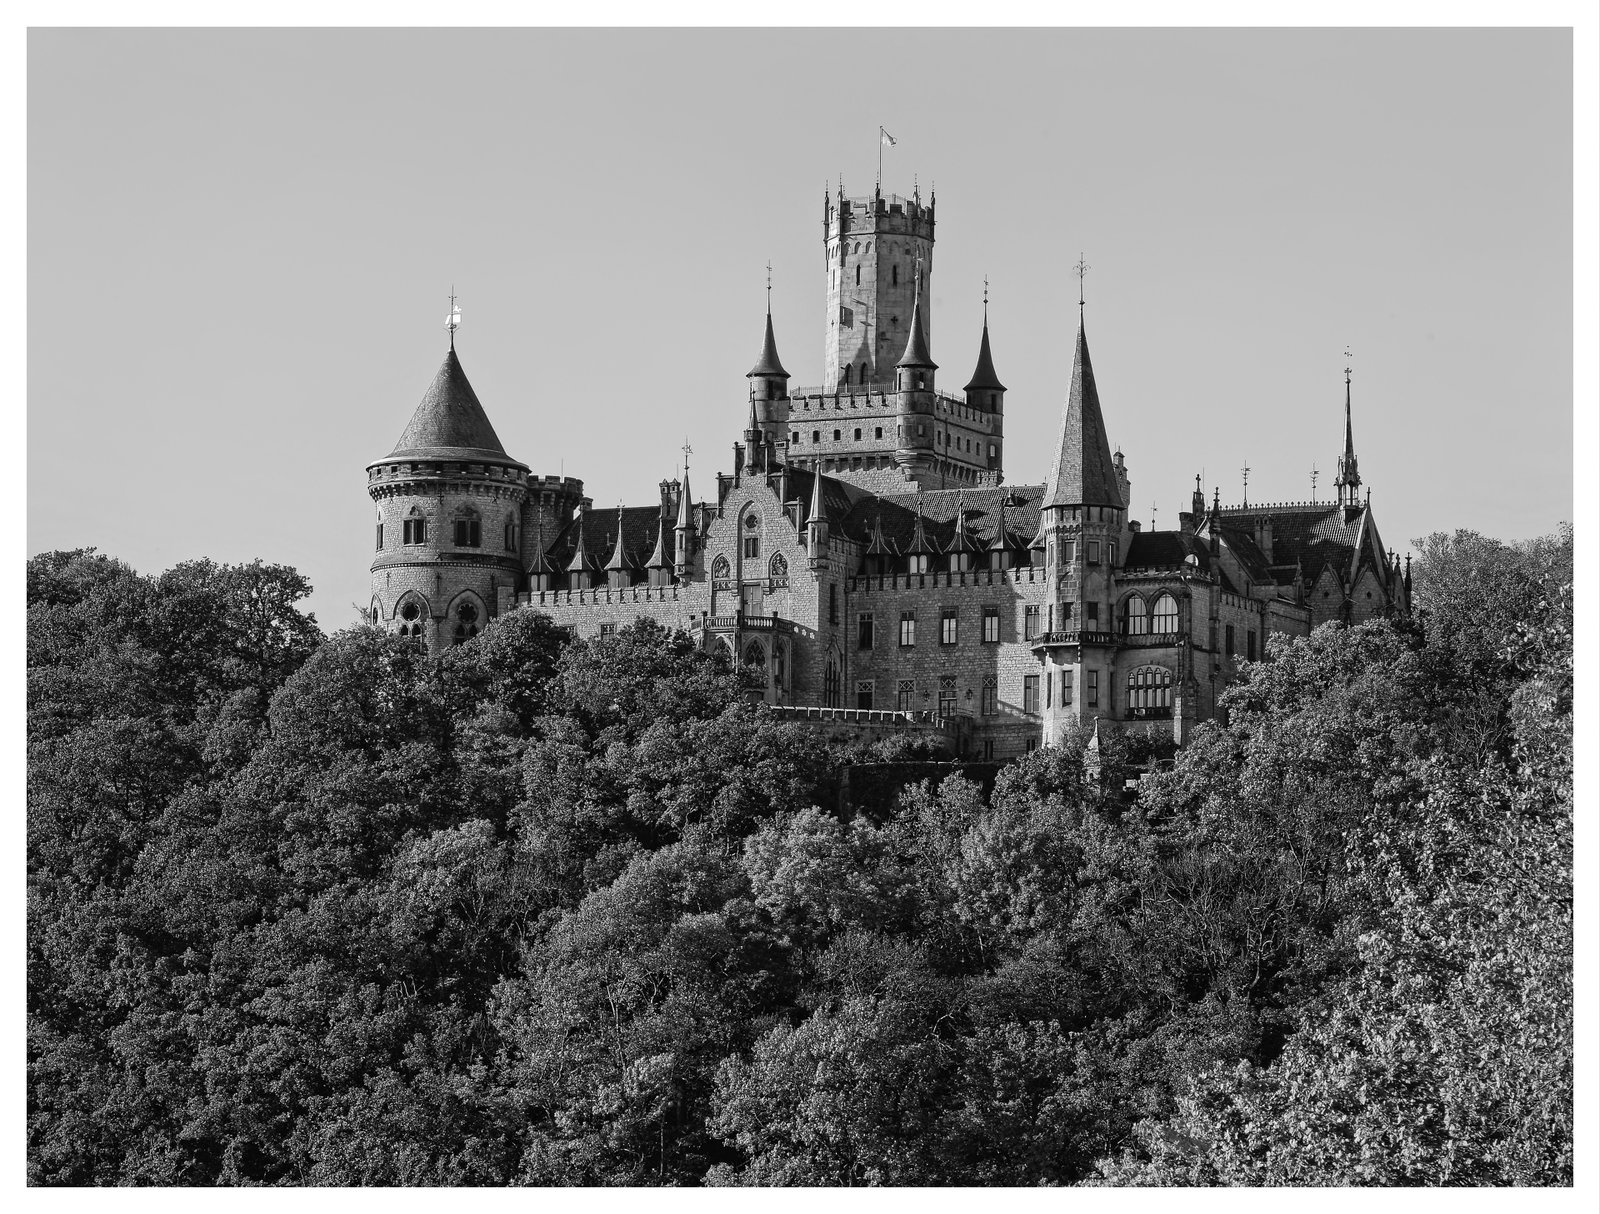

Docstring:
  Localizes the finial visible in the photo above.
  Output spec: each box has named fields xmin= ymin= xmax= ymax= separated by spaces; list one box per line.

xmin=1241 ymin=461 xmax=1250 ymax=506
xmin=1074 ymin=254 xmax=1090 ymax=312
xmin=1344 ymin=344 xmax=1353 ymax=385
xmin=766 ymin=260 xmax=772 ymax=313
xmin=1213 ymin=485 xmax=1221 ymax=512
xmin=1151 ymin=500 xmax=1158 ymax=531
xmin=1311 ymin=463 xmax=1319 ymax=501
xmin=983 ymin=275 xmax=989 ymax=323
xmin=445 ymin=286 xmax=461 ymax=348
xmin=682 ymin=438 xmax=692 ymax=479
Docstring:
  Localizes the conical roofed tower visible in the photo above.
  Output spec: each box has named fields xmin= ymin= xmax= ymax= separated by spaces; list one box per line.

xmin=386 ymin=348 xmax=520 ymax=464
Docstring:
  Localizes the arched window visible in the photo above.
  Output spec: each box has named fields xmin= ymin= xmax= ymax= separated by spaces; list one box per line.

xmin=453 ymin=510 xmax=481 ymax=548
xmin=743 ymin=640 xmax=765 ymax=668
xmin=451 ymin=600 xmax=480 ymax=645
xmin=711 ymin=555 xmax=730 ymax=581
xmin=842 ymin=364 xmax=852 ymax=386
xmin=1127 ymin=666 xmax=1173 ymax=712
xmin=769 ymin=552 xmax=788 ymax=580
xmin=1123 ymin=594 xmax=1148 ymax=635
xmin=860 ymin=361 xmax=869 ymax=383
xmin=1151 ymin=593 xmax=1179 ymax=634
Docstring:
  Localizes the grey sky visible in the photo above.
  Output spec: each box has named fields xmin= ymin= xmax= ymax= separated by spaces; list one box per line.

xmin=27 ymin=28 xmax=1573 ymax=630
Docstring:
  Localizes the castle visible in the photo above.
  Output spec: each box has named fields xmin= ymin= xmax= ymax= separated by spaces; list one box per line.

xmin=366 ymin=182 xmax=1409 ymax=758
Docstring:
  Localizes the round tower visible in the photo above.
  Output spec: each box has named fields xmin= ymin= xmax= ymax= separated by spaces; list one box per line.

xmin=823 ymin=183 xmax=935 ymax=389
xmin=367 ymin=338 xmax=530 ymax=649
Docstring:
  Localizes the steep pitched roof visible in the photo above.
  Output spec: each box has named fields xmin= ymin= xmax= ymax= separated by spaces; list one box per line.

xmin=839 ymin=485 xmax=1044 ymax=555
xmin=1041 ymin=322 xmax=1121 ymax=508
xmin=747 ymin=309 xmax=790 ymax=379
xmin=1124 ymin=530 xmax=1214 ymax=573
xmin=384 ymin=348 xmax=521 ymax=464
xmin=962 ymin=319 xmax=1006 ymax=393
xmin=548 ymin=505 xmax=673 ymax=574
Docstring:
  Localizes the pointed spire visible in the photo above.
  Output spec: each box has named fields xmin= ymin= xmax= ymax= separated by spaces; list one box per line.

xmin=947 ymin=491 xmax=979 ymax=554
xmin=565 ymin=507 xmax=592 ymax=577
xmin=866 ymin=509 xmax=892 ymax=556
xmin=808 ymin=465 xmax=828 ymax=529
xmin=675 ymin=467 xmax=694 ymax=532
xmin=896 ymin=260 xmax=937 ymax=370
xmin=989 ymin=496 xmax=1014 ymax=551
xmin=603 ymin=509 xmax=632 ymax=573
xmin=527 ymin=515 xmax=556 ymax=576
xmin=1042 ymin=319 xmax=1122 ymax=509
xmin=747 ymin=284 xmax=790 ymax=379
xmin=963 ymin=286 xmax=1006 ymax=393
xmin=644 ymin=508 xmax=673 ymax=571
xmin=1335 ymin=351 xmax=1361 ymax=506
xmin=906 ymin=486 xmax=936 ymax=555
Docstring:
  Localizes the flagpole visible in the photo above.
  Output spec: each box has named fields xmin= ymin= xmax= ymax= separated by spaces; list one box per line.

xmin=877 ymin=126 xmax=882 ymax=190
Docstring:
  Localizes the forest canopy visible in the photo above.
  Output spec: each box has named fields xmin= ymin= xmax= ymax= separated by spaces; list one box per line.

xmin=26 ymin=527 xmax=1573 ymax=1186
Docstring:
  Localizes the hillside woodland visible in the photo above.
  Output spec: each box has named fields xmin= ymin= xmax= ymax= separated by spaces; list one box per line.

xmin=26 ymin=526 xmax=1572 ymax=1186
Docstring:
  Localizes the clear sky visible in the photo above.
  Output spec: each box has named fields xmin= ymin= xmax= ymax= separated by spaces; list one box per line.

xmin=27 ymin=27 xmax=1574 ymax=631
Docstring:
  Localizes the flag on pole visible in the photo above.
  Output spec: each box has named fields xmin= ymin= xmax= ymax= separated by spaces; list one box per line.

xmin=880 ymin=126 xmax=896 ymax=147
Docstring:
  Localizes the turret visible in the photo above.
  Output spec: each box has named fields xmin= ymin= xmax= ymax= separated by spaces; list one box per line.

xmin=1035 ymin=313 xmax=1126 ymax=743
xmin=747 ymin=297 xmax=791 ymax=404
xmin=367 ymin=330 xmax=529 ymax=650
xmin=946 ymin=491 xmax=980 ymax=573
xmin=806 ymin=468 xmax=829 ymax=567
xmin=673 ymin=467 xmax=697 ymax=580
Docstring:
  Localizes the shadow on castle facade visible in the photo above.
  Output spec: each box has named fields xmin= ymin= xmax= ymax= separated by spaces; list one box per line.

xmin=366 ymin=184 xmax=1409 ymax=758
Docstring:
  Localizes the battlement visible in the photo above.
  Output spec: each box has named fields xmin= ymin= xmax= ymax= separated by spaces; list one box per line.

xmin=1217 ymin=500 xmax=1334 ymax=515
xmin=827 ymin=192 xmax=935 ymax=240
xmin=525 ymin=474 xmax=586 ymax=498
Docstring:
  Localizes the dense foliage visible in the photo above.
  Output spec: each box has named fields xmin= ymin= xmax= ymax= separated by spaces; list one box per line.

xmin=27 ymin=528 xmax=1572 ymax=1186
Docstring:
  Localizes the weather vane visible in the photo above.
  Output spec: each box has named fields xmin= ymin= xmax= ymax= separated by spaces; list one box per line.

xmin=1241 ymin=461 xmax=1251 ymax=506
xmin=1151 ymin=500 xmax=1158 ymax=531
xmin=766 ymin=260 xmax=772 ymax=308
xmin=1311 ymin=463 xmax=1319 ymax=502
xmin=445 ymin=287 xmax=461 ymax=347
xmin=983 ymin=275 xmax=989 ymax=320
xmin=1344 ymin=345 xmax=1353 ymax=383
xmin=681 ymin=438 xmax=693 ymax=479
xmin=1074 ymin=254 xmax=1090 ymax=310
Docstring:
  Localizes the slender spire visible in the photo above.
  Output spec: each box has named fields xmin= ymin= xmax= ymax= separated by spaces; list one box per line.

xmin=896 ymin=254 xmax=936 ymax=370
xmin=747 ymin=272 xmax=790 ymax=379
xmin=565 ymin=506 xmax=591 ymax=576
xmin=603 ymin=508 xmax=631 ymax=573
xmin=947 ymin=490 xmax=979 ymax=554
xmin=907 ymin=485 xmax=935 ymax=554
xmin=675 ymin=451 xmax=695 ymax=533
xmin=1335 ymin=348 xmax=1361 ymax=506
xmin=963 ymin=280 xmax=1006 ymax=394
xmin=1042 ymin=318 xmax=1121 ymax=509
xmin=989 ymin=495 xmax=1014 ymax=551
xmin=644 ymin=508 xmax=673 ymax=571
xmin=808 ymin=464 xmax=827 ymax=529
xmin=866 ymin=510 xmax=892 ymax=556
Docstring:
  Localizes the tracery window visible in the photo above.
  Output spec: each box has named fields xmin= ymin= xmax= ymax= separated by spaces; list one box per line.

xmin=769 ymin=552 xmax=788 ymax=580
xmin=1152 ymin=593 xmax=1179 ymax=634
xmin=711 ymin=555 xmax=730 ymax=580
xmin=743 ymin=640 xmax=765 ymax=668
xmin=451 ymin=601 xmax=480 ymax=645
xmin=398 ymin=598 xmax=426 ymax=639
xmin=1126 ymin=665 xmax=1173 ymax=711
